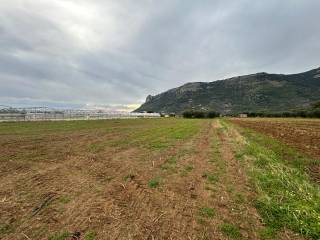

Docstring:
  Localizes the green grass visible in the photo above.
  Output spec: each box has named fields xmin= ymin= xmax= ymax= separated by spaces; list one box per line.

xmin=225 ymin=120 xmax=320 ymax=239
xmin=258 ymin=227 xmax=276 ymax=240
xmin=99 ymin=119 xmax=201 ymax=151
xmin=84 ymin=230 xmax=96 ymax=240
xmin=202 ymin=172 xmax=219 ymax=183
xmin=220 ymin=223 xmax=242 ymax=239
xmin=198 ymin=207 xmax=215 ymax=218
xmin=210 ymin=130 xmax=225 ymax=174
xmin=184 ymin=164 xmax=193 ymax=172
xmin=181 ymin=164 xmax=194 ymax=176
xmin=148 ymin=178 xmax=160 ymax=188
xmin=238 ymin=126 xmax=316 ymax=171
xmin=247 ymin=140 xmax=320 ymax=239
xmin=48 ymin=232 xmax=70 ymax=240
xmin=58 ymin=196 xmax=71 ymax=204
xmin=148 ymin=141 xmax=171 ymax=150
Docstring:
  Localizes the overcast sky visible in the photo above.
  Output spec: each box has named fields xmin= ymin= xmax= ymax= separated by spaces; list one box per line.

xmin=1 ymin=0 xmax=319 ymax=111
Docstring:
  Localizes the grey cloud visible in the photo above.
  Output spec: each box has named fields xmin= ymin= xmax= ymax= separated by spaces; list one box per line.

xmin=0 ymin=0 xmax=319 ymax=110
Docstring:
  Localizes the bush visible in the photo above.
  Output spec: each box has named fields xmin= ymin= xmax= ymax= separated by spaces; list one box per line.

xmin=207 ymin=111 xmax=219 ymax=118
xmin=192 ymin=111 xmax=205 ymax=118
xmin=182 ymin=111 xmax=193 ymax=118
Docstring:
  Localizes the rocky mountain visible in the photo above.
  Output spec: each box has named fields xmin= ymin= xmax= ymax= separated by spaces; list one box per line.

xmin=134 ymin=67 xmax=320 ymax=114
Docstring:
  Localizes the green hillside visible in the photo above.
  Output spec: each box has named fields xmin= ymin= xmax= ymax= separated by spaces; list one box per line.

xmin=135 ymin=67 xmax=320 ymax=114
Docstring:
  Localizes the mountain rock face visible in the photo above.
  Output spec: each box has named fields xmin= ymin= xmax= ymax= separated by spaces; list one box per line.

xmin=134 ymin=67 xmax=320 ymax=114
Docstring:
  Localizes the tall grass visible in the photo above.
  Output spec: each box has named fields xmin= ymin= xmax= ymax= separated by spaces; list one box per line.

xmin=229 ymin=121 xmax=320 ymax=239
xmin=246 ymin=141 xmax=320 ymax=239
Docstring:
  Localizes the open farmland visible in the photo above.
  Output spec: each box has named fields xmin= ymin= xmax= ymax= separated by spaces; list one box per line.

xmin=229 ymin=118 xmax=320 ymax=160
xmin=0 ymin=118 xmax=319 ymax=240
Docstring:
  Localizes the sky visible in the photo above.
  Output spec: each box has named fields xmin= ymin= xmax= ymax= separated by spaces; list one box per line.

xmin=1 ymin=0 xmax=320 ymax=111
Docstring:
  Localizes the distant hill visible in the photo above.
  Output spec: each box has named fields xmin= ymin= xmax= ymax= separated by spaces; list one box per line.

xmin=134 ymin=67 xmax=320 ymax=114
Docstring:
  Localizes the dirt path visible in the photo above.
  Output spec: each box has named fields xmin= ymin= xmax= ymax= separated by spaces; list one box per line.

xmin=208 ymin=120 xmax=265 ymax=239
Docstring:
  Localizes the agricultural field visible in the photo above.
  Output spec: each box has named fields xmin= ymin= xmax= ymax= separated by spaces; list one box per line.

xmin=229 ymin=118 xmax=320 ymax=160
xmin=0 ymin=118 xmax=319 ymax=240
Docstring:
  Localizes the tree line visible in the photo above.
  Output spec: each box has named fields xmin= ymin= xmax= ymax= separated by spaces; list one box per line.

xmin=236 ymin=111 xmax=320 ymax=118
xmin=182 ymin=111 xmax=220 ymax=118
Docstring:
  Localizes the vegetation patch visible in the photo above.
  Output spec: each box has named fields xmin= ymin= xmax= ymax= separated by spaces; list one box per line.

xmin=228 ymin=121 xmax=320 ymax=239
xmin=48 ymin=231 xmax=70 ymax=240
xmin=148 ymin=178 xmax=160 ymax=188
xmin=258 ymin=227 xmax=276 ymax=240
xmin=148 ymin=141 xmax=171 ymax=150
xmin=181 ymin=164 xmax=194 ymax=176
xmin=84 ymin=230 xmax=96 ymax=240
xmin=198 ymin=207 xmax=215 ymax=218
xmin=184 ymin=164 xmax=193 ymax=172
xmin=202 ymin=172 xmax=219 ymax=183
xmin=220 ymin=223 xmax=242 ymax=239
xmin=58 ymin=195 xmax=71 ymax=204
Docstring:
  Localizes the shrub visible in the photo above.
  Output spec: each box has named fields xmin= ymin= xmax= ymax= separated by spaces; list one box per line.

xmin=182 ymin=111 xmax=193 ymax=118
xmin=192 ymin=111 xmax=205 ymax=118
xmin=207 ymin=111 xmax=219 ymax=118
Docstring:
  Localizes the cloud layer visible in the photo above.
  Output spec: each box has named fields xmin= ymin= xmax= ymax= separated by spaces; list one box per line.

xmin=1 ymin=0 xmax=319 ymax=110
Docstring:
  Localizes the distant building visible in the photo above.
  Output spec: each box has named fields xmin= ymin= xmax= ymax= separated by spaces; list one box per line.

xmin=239 ymin=113 xmax=248 ymax=118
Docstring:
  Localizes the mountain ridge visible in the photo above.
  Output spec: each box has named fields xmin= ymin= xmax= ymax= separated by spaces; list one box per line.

xmin=134 ymin=67 xmax=320 ymax=114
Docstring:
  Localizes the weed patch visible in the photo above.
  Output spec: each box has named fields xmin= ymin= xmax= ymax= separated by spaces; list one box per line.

xmin=48 ymin=231 xmax=70 ymax=240
xmin=202 ymin=172 xmax=218 ymax=183
xmin=220 ymin=223 xmax=242 ymax=239
xmin=185 ymin=164 xmax=193 ymax=172
xmin=226 ymin=120 xmax=320 ymax=239
xmin=198 ymin=207 xmax=215 ymax=218
xmin=58 ymin=196 xmax=71 ymax=204
xmin=181 ymin=164 xmax=194 ymax=176
xmin=258 ymin=227 xmax=276 ymax=240
xmin=84 ymin=230 xmax=96 ymax=240
xmin=148 ymin=178 xmax=160 ymax=188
